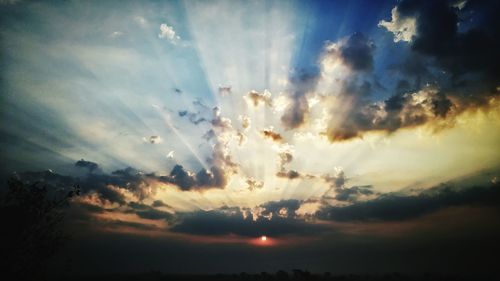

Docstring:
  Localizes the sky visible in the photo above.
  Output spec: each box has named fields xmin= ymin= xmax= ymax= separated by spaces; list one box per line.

xmin=1 ymin=0 xmax=500 ymax=275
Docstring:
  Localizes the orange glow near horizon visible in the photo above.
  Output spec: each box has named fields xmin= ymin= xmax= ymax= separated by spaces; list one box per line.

xmin=249 ymin=235 xmax=276 ymax=247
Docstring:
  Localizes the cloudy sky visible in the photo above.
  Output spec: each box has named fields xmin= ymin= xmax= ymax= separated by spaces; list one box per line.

xmin=1 ymin=0 xmax=500 ymax=275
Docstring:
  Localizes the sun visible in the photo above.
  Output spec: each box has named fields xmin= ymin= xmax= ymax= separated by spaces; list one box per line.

xmin=261 ymin=235 xmax=267 ymax=241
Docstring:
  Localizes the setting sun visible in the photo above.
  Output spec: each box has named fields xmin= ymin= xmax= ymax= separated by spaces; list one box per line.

xmin=261 ymin=236 xmax=267 ymax=241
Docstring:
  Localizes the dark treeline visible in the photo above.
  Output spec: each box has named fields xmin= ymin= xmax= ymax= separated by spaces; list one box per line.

xmin=49 ymin=271 xmax=498 ymax=281
xmin=0 ymin=178 xmax=79 ymax=280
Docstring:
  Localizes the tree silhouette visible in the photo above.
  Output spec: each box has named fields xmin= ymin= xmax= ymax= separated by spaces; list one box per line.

xmin=0 ymin=177 xmax=79 ymax=279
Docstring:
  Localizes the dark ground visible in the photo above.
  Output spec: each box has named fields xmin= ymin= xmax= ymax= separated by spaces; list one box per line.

xmin=48 ymin=271 xmax=499 ymax=281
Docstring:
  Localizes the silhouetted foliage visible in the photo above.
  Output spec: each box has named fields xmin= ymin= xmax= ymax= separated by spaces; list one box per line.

xmin=0 ymin=177 xmax=79 ymax=279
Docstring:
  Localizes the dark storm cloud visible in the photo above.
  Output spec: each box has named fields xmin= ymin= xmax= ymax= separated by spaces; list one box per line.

xmin=321 ymin=32 xmax=375 ymax=74
xmin=170 ymin=205 xmax=329 ymax=237
xmin=318 ymin=33 xmax=381 ymax=141
xmin=431 ymin=92 xmax=453 ymax=117
xmin=198 ymin=166 xmax=226 ymax=188
xmin=69 ymin=202 xmax=162 ymax=232
xmin=322 ymin=170 xmax=377 ymax=203
xmin=195 ymin=168 xmax=214 ymax=186
xmin=322 ymin=32 xmax=441 ymax=142
xmin=326 ymin=86 xmax=454 ymax=141
xmin=198 ymin=166 xmax=226 ymax=187
xmin=342 ymin=79 xmax=372 ymax=98
xmin=152 ymin=199 xmax=169 ymax=208
xmin=399 ymin=0 xmax=499 ymax=83
xmin=159 ymin=164 xmax=228 ymax=191
xmin=333 ymin=185 xmax=375 ymax=202
xmin=260 ymin=199 xmax=301 ymax=219
xmin=127 ymin=202 xmax=174 ymax=221
xmin=337 ymin=32 xmax=376 ymax=71
xmin=383 ymin=88 xmax=453 ymax=123
xmin=324 ymin=79 xmax=374 ymax=140
xmin=74 ymin=159 xmax=99 ymax=173
xmin=281 ymin=95 xmax=309 ymax=129
xmin=383 ymin=0 xmax=500 ymax=97
xmin=14 ymin=158 xmax=234 ymax=210
xmin=390 ymin=54 xmax=432 ymax=91
xmin=169 ymin=199 xmax=331 ymax=237
xmin=75 ymin=166 xmax=154 ymax=203
xmin=317 ymin=182 xmax=500 ymax=222
xmin=162 ymin=165 xmax=196 ymax=190
xmin=281 ymin=69 xmax=320 ymax=130
xmin=398 ymin=0 xmax=457 ymax=56
xmin=13 ymin=167 xmax=142 ymax=205
xmin=399 ymin=54 xmax=428 ymax=78
xmin=174 ymin=179 xmax=500 ymax=239
xmin=68 ymin=194 xmax=174 ymax=234
xmin=324 ymin=1 xmax=500 ymax=142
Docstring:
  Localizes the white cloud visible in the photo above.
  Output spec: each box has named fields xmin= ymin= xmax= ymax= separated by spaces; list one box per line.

xmin=158 ymin=23 xmax=180 ymax=42
xmin=134 ymin=16 xmax=148 ymax=26
xmin=272 ymin=94 xmax=289 ymax=113
xmin=452 ymin=0 xmax=467 ymax=10
xmin=378 ymin=7 xmax=416 ymax=43
xmin=238 ymin=115 xmax=251 ymax=130
xmin=143 ymin=136 xmax=162 ymax=144
xmin=110 ymin=31 xmax=123 ymax=38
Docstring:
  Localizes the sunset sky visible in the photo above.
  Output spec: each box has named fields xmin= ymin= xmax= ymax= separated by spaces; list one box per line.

xmin=1 ymin=0 xmax=499 ymax=275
